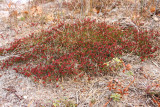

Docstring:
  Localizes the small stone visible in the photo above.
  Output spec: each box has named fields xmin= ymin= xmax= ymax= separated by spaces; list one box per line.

xmin=153 ymin=15 xmax=159 ymax=21
xmin=23 ymin=96 xmax=27 ymax=99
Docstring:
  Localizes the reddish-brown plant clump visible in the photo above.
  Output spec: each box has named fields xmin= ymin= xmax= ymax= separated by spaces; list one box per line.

xmin=0 ymin=18 xmax=159 ymax=84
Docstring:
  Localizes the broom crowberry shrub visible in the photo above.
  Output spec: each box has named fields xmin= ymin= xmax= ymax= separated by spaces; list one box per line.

xmin=0 ymin=18 xmax=159 ymax=84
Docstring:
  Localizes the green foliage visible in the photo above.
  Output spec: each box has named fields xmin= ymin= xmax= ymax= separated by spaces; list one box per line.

xmin=20 ymin=17 xmax=25 ymax=21
xmin=52 ymin=99 xmax=77 ymax=107
xmin=126 ymin=71 xmax=134 ymax=76
xmin=103 ymin=57 xmax=124 ymax=74
xmin=110 ymin=93 xmax=121 ymax=102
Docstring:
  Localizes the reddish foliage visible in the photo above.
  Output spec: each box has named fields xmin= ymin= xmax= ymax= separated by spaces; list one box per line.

xmin=0 ymin=19 xmax=159 ymax=83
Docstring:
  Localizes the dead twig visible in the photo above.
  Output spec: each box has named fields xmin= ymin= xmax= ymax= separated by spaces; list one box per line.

xmin=2 ymin=86 xmax=23 ymax=100
xmin=152 ymin=61 xmax=160 ymax=68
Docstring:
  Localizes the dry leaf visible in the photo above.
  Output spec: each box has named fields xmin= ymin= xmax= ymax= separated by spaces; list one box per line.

xmin=9 ymin=10 xmax=18 ymax=18
xmin=96 ymin=6 xmax=101 ymax=14
xmin=8 ymin=2 xmax=12 ymax=8
xmin=103 ymin=99 xmax=112 ymax=107
xmin=150 ymin=7 xmax=156 ymax=13
xmin=125 ymin=64 xmax=132 ymax=70
xmin=22 ymin=11 xmax=29 ymax=15
xmin=21 ymin=11 xmax=29 ymax=18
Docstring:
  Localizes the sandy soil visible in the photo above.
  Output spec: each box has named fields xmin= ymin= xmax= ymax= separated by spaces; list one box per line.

xmin=0 ymin=0 xmax=160 ymax=107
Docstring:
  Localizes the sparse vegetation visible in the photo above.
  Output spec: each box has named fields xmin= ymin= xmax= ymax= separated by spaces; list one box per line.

xmin=0 ymin=0 xmax=160 ymax=106
xmin=110 ymin=93 xmax=121 ymax=102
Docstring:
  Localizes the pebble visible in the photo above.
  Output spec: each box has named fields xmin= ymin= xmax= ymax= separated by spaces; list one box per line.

xmin=23 ymin=96 xmax=27 ymax=99
xmin=152 ymin=15 xmax=159 ymax=21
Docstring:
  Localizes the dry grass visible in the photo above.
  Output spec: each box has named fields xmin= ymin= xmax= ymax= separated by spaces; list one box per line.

xmin=0 ymin=0 xmax=160 ymax=106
